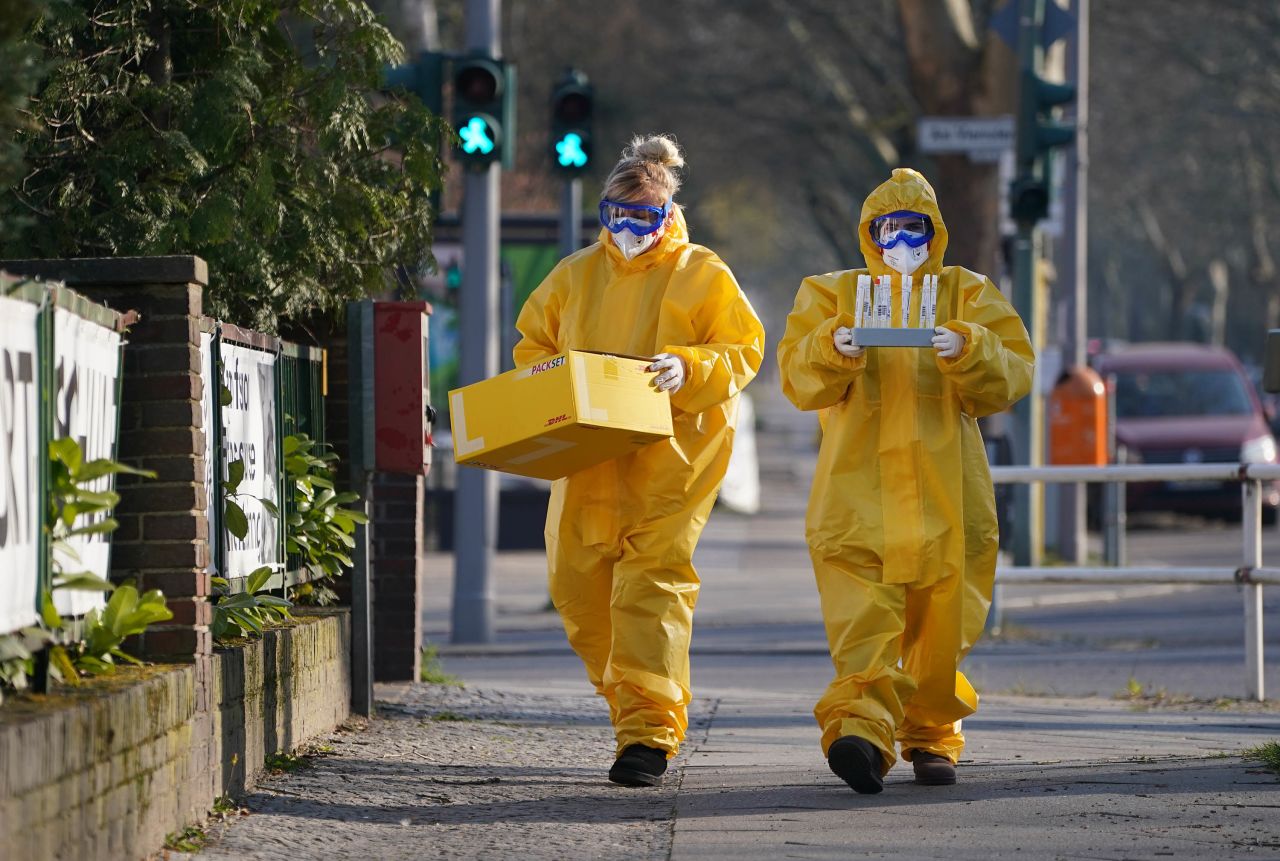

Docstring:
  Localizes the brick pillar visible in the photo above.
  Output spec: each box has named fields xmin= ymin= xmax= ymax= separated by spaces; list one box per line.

xmin=0 ymin=256 xmax=212 ymax=661
xmin=370 ymin=473 xmax=425 ymax=681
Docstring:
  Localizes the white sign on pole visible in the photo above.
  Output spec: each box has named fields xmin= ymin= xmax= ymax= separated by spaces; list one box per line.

xmin=219 ymin=341 xmax=280 ymax=580
xmin=0 ymin=297 xmax=42 ymax=634
xmin=917 ymin=115 xmax=1015 ymax=159
xmin=52 ymin=307 xmax=123 ymax=617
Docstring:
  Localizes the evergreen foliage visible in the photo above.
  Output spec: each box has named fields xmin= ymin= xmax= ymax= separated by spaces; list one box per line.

xmin=3 ymin=1 xmax=447 ymax=330
xmin=0 ymin=0 xmax=46 ymax=236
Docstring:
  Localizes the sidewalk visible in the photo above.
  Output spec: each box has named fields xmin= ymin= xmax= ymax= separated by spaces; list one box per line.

xmin=194 ymin=387 xmax=1280 ymax=859
xmin=194 ymin=680 xmax=1279 ymax=860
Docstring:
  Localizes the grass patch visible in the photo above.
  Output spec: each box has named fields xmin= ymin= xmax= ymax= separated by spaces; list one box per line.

xmin=211 ymin=795 xmax=239 ymax=815
xmin=420 ymin=643 xmax=463 ymax=686
xmin=264 ymin=751 xmax=311 ymax=773
xmin=428 ymin=710 xmax=474 ymax=722
xmin=1242 ymin=741 xmax=1280 ymax=774
xmin=164 ymin=825 xmax=207 ymax=852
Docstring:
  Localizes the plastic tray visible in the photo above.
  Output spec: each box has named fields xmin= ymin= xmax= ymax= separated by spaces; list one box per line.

xmin=852 ymin=327 xmax=934 ymax=348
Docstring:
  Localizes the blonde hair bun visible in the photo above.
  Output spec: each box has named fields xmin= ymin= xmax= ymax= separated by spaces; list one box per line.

xmin=603 ymin=133 xmax=685 ymax=203
xmin=625 ymin=134 xmax=685 ymax=170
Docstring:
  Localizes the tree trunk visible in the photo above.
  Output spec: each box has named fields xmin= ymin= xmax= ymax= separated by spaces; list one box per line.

xmin=897 ymin=0 xmax=1015 ymax=280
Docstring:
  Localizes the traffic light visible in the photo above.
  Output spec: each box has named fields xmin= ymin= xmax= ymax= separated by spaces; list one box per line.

xmin=452 ymin=54 xmax=516 ymax=170
xmin=383 ymin=51 xmax=445 ymax=116
xmin=550 ymin=69 xmax=593 ymax=174
xmin=1009 ymin=69 xmax=1075 ymax=224
xmin=1008 ymin=0 xmax=1076 ymax=226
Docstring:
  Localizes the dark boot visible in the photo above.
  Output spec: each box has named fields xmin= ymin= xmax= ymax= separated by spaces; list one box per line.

xmin=827 ymin=736 xmax=884 ymax=794
xmin=910 ymin=751 xmax=957 ymax=785
xmin=609 ymin=744 xmax=669 ymax=787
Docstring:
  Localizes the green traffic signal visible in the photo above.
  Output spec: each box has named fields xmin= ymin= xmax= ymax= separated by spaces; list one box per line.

xmin=452 ymin=55 xmax=516 ymax=169
xmin=550 ymin=69 xmax=592 ymax=174
xmin=460 ymin=115 xmax=498 ymax=156
xmin=555 ymin=132 xmax=588 ymax=169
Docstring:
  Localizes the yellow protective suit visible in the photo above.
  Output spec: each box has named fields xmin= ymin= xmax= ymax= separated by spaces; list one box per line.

xmin=514 ymin=208 xmax=765 ymax=758
xmin=777 ymin=168 xmax=1034 ymax=773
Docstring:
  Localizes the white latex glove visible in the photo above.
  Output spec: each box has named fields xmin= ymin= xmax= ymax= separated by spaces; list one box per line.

xmin=649 ymin=353 xmax=687 ymax=393
xmin=932 ymin=326 xmax=966 ymax=359
xmin=832 ymin=326 xmax=865 ymax=358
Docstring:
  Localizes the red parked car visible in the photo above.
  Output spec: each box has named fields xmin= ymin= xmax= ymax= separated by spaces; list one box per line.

xmin=1092 ymin=343 xmax=1279 ymax=519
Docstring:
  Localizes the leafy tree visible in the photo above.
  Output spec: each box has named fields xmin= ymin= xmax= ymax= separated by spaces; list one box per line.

xmin=0 ymin=0 xmax=45 ymax=236
xmin=3 ymin=0 xmax=447 ymax=330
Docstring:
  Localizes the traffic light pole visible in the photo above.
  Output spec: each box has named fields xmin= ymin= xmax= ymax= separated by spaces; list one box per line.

xmin=452 ymin=0 xmax=500 ymax=644
xmin=559 ymin=178 xmax=582 ymax=260
xmin=1011 ymin=0 xmax=1047 ymax=567
xmin=1056 ymin=0 xmax=1090 ymax=564
xmin=1011 ymin=223 xmax=1044 ymax=567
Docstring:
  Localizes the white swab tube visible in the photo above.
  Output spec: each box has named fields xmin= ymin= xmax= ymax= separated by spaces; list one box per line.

xmin=901 ymin=274 xmax=913 ymax=328
xmin=855 ymin=274 xmax=871 ymax=328
xmin=925 ymin=275 xmax=939 ymax=328
xmin=875 ymin=276 xmax=891 ymax=328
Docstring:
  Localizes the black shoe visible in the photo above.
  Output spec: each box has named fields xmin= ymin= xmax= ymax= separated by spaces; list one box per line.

xmin=609 ymin=744 xmax=669 ymax=787
xmin=827 ymin=736 xmax=884 ymax=794
xmin=910 ymin=751 xmax=957 ymax=786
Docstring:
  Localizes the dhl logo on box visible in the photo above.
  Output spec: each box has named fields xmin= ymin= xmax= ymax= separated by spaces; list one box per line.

xmin=449 ymin=351 xmax=674 ymax=480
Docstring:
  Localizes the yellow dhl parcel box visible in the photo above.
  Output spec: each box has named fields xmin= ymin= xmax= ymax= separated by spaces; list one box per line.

xmin=449 ymin=351 xmax=674 ymax=480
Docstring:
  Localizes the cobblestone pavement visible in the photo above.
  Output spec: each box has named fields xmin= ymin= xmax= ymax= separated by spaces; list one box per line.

xmin=197 ymin=684 xmax=714 ymax=860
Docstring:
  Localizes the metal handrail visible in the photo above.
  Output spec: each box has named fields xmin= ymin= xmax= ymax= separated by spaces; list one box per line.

xmin=987 ymin=461 xmax=1272 ymax=701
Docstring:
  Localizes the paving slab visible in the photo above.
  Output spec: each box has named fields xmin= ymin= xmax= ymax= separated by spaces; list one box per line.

xmin=671 ymin=693 xmax=1280 ymax=861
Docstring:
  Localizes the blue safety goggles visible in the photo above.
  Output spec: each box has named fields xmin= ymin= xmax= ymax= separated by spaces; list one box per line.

xmin=869 ymin=210 xmax=934 ymax=249
xmin=598 ymin=198 xmax=672 ymax=236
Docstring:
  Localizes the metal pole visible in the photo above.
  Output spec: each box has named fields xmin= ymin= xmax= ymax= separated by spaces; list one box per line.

xmin=452 ymin=0 xmax=500 ymax=644
xmin=1056 ymin=0 xmax=1089 ymax=565
xmin=347 ymin=302 xmax=375 ymax=716
xmin=1243 ymin=478 xmax=1265 ymax=701
xmin=1011 ymin=226 xmax=1042 ymax=566
xmin=560 ymin=178 xmax=582 ymax=260
xmin=1011 ymin=0 xmax=1044 ymax=568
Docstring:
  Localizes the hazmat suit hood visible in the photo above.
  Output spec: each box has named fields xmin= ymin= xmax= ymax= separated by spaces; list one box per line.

xmin=857 ymin=168 xmax=949 ymax=280
xmin=599 ymin=205 xmax=690 ymax=272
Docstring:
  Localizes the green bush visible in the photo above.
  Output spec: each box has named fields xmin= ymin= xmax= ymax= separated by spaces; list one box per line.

xmin=4 ymin=0 xmax=447 ymax=330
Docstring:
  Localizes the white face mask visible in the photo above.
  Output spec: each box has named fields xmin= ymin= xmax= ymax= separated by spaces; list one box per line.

xmin=882 ymin=240 xmax=929 ymax=276
xmin=613 ymin=229 xmax=660 ymax=261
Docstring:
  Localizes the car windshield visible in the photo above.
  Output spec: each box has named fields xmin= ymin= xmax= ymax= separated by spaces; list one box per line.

xmin=1113 ymin=369 xmax=1253 ymax=418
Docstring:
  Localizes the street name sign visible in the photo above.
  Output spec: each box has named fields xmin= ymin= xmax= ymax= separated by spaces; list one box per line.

xmin=917 ymin=115 xmax=1015 ymax=161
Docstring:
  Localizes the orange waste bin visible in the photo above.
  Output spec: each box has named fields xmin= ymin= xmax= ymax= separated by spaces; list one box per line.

xmin=1049 ymin=365 xmax=1108 ymax=465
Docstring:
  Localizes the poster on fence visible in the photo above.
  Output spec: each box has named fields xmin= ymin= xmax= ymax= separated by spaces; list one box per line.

xmin=0 ymin=296 xmax=41 ymax=634
xmin=51 ymin=307 xmax=123 ymax=617
xmin=219 ymin=341 xmax=280 ymax=580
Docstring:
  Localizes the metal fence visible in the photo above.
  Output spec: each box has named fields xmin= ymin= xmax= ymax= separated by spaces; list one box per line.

xmin=991 ymin=462 xmax=1280 ymax=701
xmin=201 ymin=319 xmax=327 ymax=593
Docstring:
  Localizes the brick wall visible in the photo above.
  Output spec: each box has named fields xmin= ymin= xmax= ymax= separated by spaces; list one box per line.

xmin=0 ymin=611 xmax=350 ymax=861
xmin=0 ymin=256 xmax=212 ymax=661
xmin=0 ymin=257 xmax=354 ymax=859
xmin=371 ymin=473 xmax=424 ymax=682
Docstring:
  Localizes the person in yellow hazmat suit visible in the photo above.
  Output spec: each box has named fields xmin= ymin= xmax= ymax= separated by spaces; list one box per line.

xmin=777 ymin=168 xmax=1033 ymax=794
xmin=514 ymin=134 xmax=765 ymax=787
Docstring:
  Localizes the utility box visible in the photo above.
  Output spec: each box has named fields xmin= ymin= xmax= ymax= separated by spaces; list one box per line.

xmin=1049 ymin=365 xmax=1108 ymax=466
xmin=449 ymin=350 xmax=673 ymax=480
xmin=374 ymin=301 xmax=434 ymax=474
